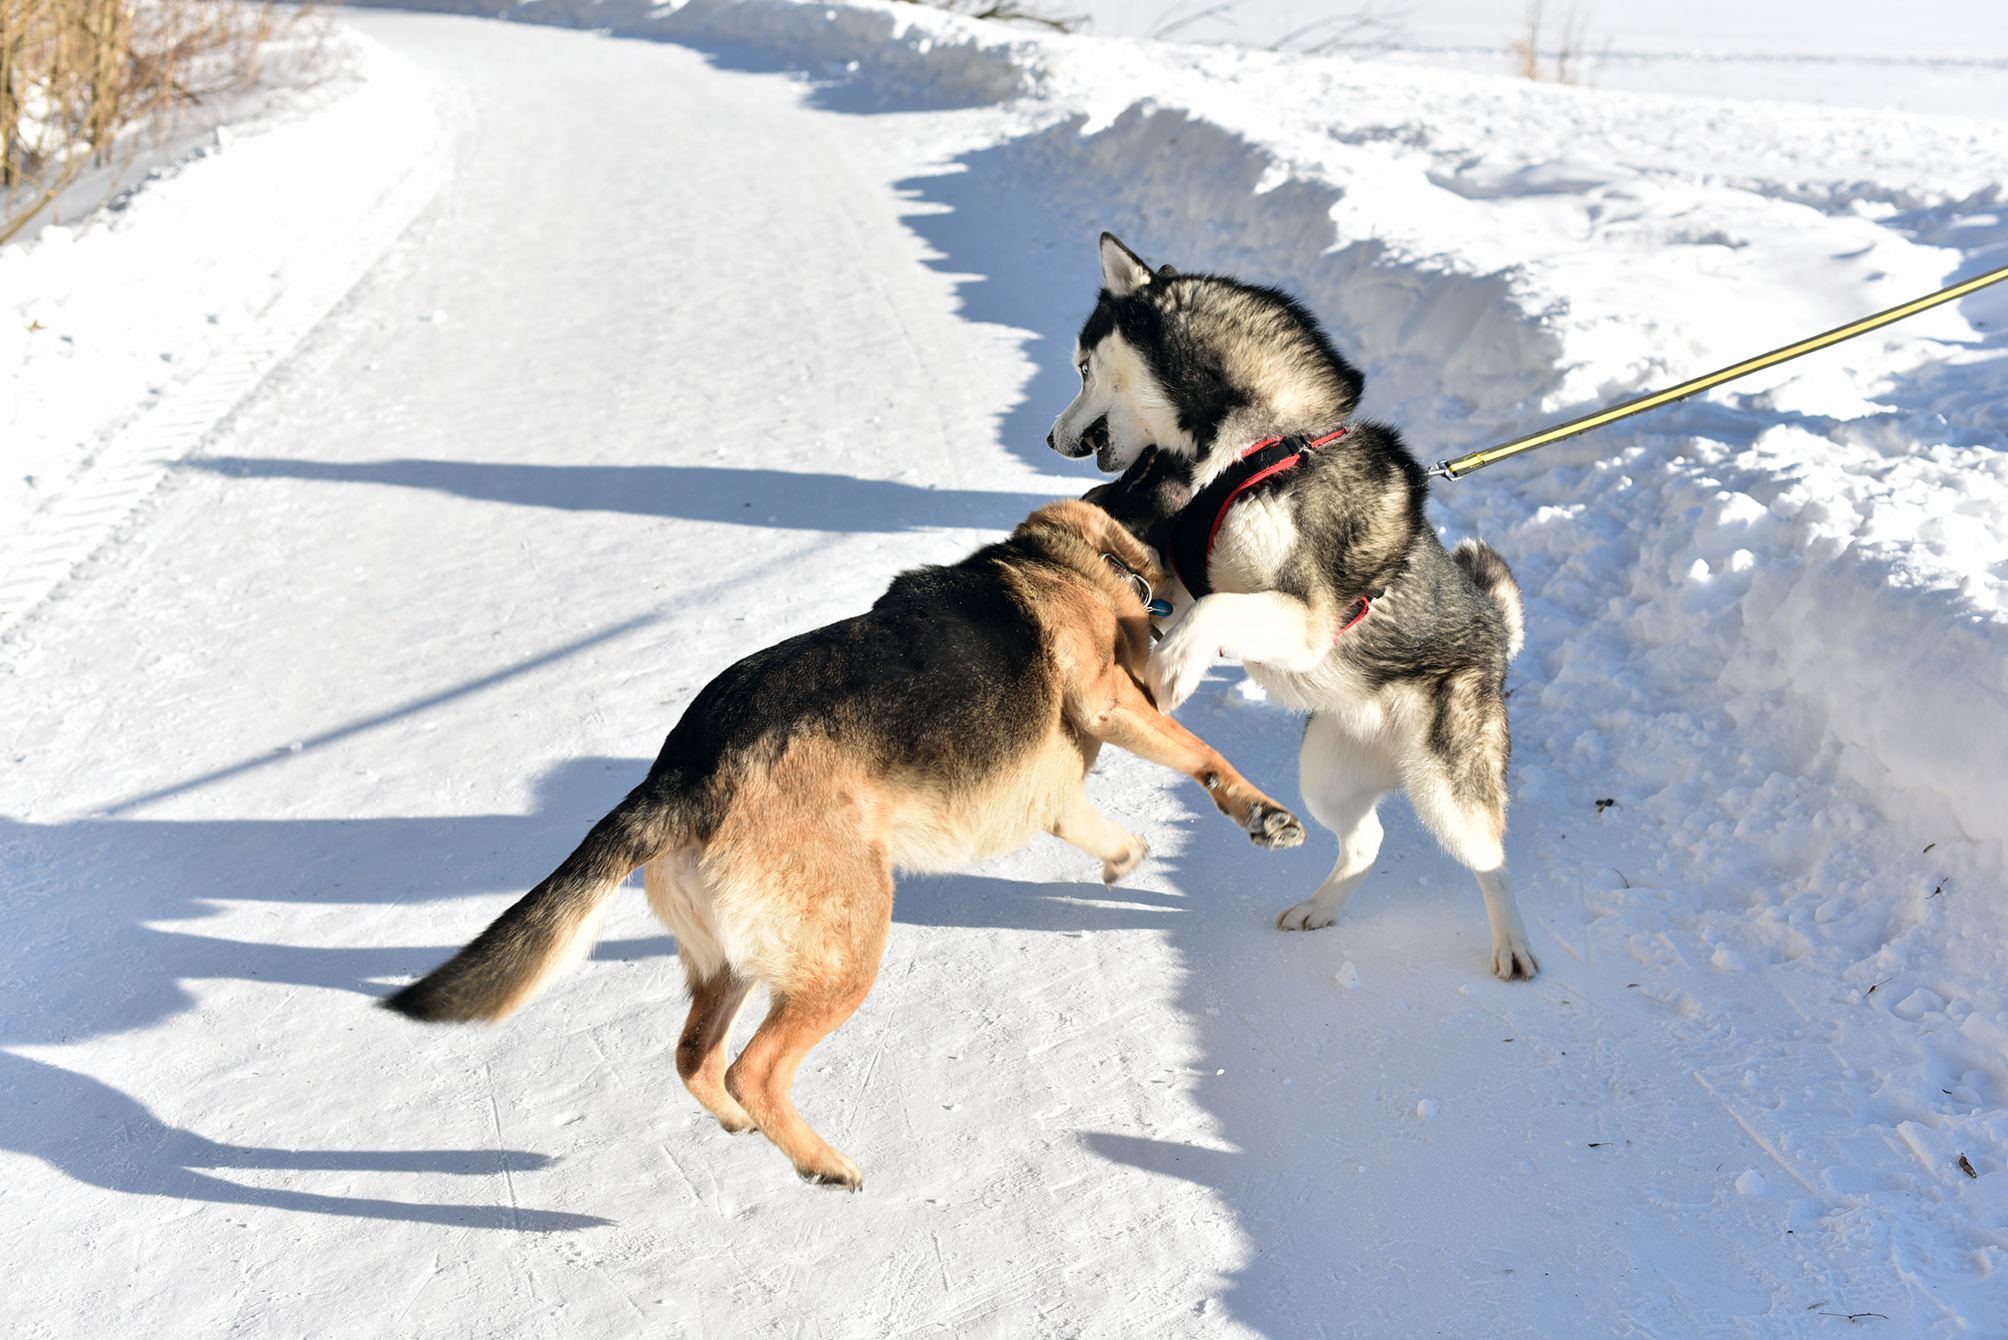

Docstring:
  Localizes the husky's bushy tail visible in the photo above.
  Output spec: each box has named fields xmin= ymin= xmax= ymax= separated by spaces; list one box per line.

xmin=382 ymin=780 xmax=686 ymax=1023
xmin=1452 ymin=538 xmax=1524 ymax=659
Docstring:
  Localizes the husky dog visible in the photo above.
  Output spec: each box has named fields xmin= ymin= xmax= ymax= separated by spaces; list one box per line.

xmin=383 ymin=500 xmax=1304 ymax=1189
xmin=1056 ymin=234 xmax=1537 ymax=980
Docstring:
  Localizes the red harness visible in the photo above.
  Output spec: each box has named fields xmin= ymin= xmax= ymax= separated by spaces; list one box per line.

xmin=1167 ymin=428 xmax=1368 ymax=641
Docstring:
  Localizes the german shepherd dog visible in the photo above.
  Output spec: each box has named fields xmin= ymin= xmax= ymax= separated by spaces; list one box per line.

xmin=1053 ymin=234 xmax=1538 ymax=980
xmin=384 ymin=500 xmax=1304 ymax=1189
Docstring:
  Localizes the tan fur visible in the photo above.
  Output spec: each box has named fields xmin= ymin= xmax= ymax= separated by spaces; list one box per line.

xmin=388 ymin=499 xmax=1303 ymax=1191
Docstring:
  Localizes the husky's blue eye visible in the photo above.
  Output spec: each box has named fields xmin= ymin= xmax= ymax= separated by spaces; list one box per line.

xmin=1148 ymin=598 xmax=1174 ymax=617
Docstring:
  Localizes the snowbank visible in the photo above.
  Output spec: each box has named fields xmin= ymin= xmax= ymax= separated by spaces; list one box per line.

xmin=353 ymin=0 xmax=1036 ymax=106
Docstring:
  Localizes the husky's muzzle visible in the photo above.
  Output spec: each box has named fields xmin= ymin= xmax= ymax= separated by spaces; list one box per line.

xmin=1048 ymin=414 xmax=1109 ymax=461
xmin=1044 ymin=413 xmax=1108 ymax=462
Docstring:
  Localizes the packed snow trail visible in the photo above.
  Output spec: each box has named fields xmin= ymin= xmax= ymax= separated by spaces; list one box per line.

xmin=4 ymin=6 xmax=2007 ymax=1337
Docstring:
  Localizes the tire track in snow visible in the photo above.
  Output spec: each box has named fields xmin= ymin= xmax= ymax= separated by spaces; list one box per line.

xmin=0 ymin=48 xmax=449 ymax=641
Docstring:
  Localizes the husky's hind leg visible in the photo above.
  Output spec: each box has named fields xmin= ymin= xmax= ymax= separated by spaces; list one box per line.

xmin=1278 ymin=711 xmax=1395 ymax=931
xmin=675 ymin=969 xmax=756 ymax=1132
xmin=1413 ymin=788 xmax=1535 ymax=980
xmin=1401 ymin=678 xmax=1537 ymax=980
xmin=1473 ymin=865 xmax=1537 ymax=981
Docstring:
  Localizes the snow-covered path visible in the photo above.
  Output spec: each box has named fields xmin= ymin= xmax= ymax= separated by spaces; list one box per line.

xmin=5 ymin=6 xmax=2007 ymax=1336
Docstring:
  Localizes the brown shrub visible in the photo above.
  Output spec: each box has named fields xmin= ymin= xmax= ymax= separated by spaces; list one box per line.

xmin=2 ymin=0 xmax=319 ymax=243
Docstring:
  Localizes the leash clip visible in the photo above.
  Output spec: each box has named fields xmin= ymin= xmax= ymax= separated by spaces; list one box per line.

xmin=1104 ymin=553 xmax=1174 ymax=639
xmin=1102 ymin=553 xmax=1154 ymax=609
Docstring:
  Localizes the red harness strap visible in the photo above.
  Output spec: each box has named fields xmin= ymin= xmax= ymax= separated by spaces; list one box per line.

xmin=1201 ymin=436 xmax=1288 ymax=555
xmin=1335 ymin=594 xmax=1371 ymax=640
xmin=1163 ymin=428 xmax=1374 ymax=643
xmin=1173 ymin=428 xmax=1350 ymax=596
xmin=1203 ymin=427 xmax=1354 ymax=555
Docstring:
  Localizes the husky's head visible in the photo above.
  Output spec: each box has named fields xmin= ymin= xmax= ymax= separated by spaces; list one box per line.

xmin=1048 ymin=234 xmax=1366 ymax=480
xmin=1047 ymin=236 xmax=1186 ymax=474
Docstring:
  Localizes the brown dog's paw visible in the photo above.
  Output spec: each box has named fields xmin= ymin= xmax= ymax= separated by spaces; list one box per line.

xmin=799 ymin=1156 xmax=865 ymax=1192
xmin=1103 ymin=836 xmax=1150 ymax=886
xmin=1247 ymin=802 xmax=1307 ymax=849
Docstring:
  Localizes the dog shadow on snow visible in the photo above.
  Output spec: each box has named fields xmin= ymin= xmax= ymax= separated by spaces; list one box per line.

xmin=0 ymin=752 xmax=1201 ymax=1234
xmin=0 ymin=1051 xmax=610 ymax=1232
xmin=186 ymin=458 xmax=1054 ymax=533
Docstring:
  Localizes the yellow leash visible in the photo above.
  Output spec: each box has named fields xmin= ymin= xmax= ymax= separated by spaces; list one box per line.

xmin=1426 ymin=262 xmax=2008 ymax=480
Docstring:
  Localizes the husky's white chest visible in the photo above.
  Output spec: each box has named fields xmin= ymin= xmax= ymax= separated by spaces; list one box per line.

xmin=1207 ymin=493 xmax=1298 ymax=593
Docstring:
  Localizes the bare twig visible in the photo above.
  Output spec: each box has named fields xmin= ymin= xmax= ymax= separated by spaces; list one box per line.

xmin=4 ymin=0 xmax=326 ymax=243
xmin=1272 ymin=3 xmax=1409 ymax=55
xmin=1149 ymin=1 xmax=1239 ymax=42
xmin=894 ymin=0 xmax=1082 ymax=33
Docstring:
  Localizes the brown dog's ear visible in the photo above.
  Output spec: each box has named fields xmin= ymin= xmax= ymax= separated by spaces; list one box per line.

xmin=1100 ymin=233 xmax=1155 ymax=297
xmin=1083 ymin=498 xmax=1164 ymax=588
xmin=1018 ymin=499 xmax=1164 ymax=589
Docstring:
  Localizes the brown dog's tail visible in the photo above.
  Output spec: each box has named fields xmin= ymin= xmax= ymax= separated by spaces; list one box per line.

xmin=381 ymin=780 xmax=686 ymax=1024
xmin=1452 ymin=538 xmax=1525 ymax=660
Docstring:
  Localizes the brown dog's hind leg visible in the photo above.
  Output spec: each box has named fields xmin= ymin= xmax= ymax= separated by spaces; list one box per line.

xmin=726 ymin=981 xmax=877 ymax=1190
xmin=1050 ymin=788 xmax=1150 ymax=885
xmin=676 ymin=969 xmax=757 ymax=1132
xmin=722 ymin=847 xmax=893 ymax=1191
xmin=1080 ymin=671 xmax=1308 ymax=850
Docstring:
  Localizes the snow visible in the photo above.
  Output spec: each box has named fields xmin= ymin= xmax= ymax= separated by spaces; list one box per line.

xmin=3 ymin=1 xmax=2006 ymax=1334
xmin=1080 ymin=0 xmax=2008 ymax=121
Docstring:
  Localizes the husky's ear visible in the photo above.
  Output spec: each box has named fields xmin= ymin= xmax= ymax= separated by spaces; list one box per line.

xmin=1157 ymin=263 xmax=1178 ymax=277
xmin=1099 ymin=233 xmax=1156 ymax=297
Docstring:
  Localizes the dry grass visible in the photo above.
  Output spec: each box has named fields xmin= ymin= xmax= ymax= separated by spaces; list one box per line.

xmin=2 ymin=0 xmax=320 ymax=244
xmin=1509 ymin=0 xmax=1599 ymax=84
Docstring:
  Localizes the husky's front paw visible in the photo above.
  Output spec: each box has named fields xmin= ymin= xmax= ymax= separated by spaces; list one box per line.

xmin=1275 ymin=898 xmax=1337 ymax=931
xmin=1245 ymin=801 xmax=1305 ymax=849
xmin=1103 ymin=836 xmax=1150 ymax=885
xmin=1148 ymin=624 xmax=1214 ymax=710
